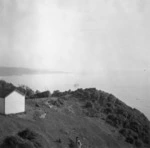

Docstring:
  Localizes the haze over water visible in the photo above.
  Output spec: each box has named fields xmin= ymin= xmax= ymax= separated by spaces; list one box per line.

xmin=1 ymin=69 xmax=150 ymax=120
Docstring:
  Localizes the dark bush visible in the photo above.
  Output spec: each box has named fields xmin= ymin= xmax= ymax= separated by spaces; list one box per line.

xmin=98 ymin=91 xmax=110 ymax=105
xmin=30 ymin=91 xmax=51 ymax=99
xmin=35 ymin=103 xmax=40 ymax=107
xmin=19 ymin=144 xmax=34 ymax=148
xmin=119 ymin=128 xmax=128 ymax=137
xmin=143 ymin=125 xmax=150 ymax=134
xmin=119 ymin=128 xmax=143 ymax=146
xmin=106 ymin=102 xmax=112 ymax=107
xmin=49 ymin=98 xmax=64 ymax=107
xmin=1 ymin=128 xmax=44 ymax=148
xmin=18 ymin=128 xmax=37 ymax=141
xmin=123 ymin=120 xmax=130 ymax=128
xmin=115 ymin=99 xmax=123 ymax=106
xmin=17 ymin=85 xmax=34 ymax=98
xmin=85 ymin=108 xmax=99 ymax=117
xmin=18 ymin=129 xmax=42 ymax=148
xmin=72 ymin=88 xmax=99 ymax=101
xmin=106 ymin=114 xmax=121 ymax=127
xmin=33 ymin=141 xmax=42 ymax=148
xmin=94 ymin=102 xmax=101 ymax=111
xmin=2 ymin=136 xmax=23 ymax=147
xmin=129 ymin=121 xmax=140 ymax=133
xmin=1 ymin=136 xmax=35 ymax=148
xmin=135 ymin=139 xmax=143 ymax=147
xmin=0 ymin=80 xmax=15 ymax=89
xmin=141 ymin=135 xmax=149 ymax=144
xmin=52 ymin=90 xmax=62 ymax=97
xmin=84 ymin=101 xmax=93 ymax=108
xmin=68 ymin=139 xmax=76 ymax=148
xmin=55 ymin=138 xmax=62 ymax=143
xmin=103 ymin=107 xmax=112 ymax=114
xmin=125 ymin=136 xmax=134 ymax=144
xmin=107 ymin=94 xmax=116 ymax=102
xmin=115 ymin=108 xmax=127 ymax=117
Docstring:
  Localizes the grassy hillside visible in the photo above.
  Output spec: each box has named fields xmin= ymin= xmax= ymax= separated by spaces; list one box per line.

xmin=0 ymin=81 xmax=150 ymax=148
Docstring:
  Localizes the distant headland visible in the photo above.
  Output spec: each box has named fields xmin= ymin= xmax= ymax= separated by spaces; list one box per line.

xmin=0 ymin=67 xmax=69 ymax=76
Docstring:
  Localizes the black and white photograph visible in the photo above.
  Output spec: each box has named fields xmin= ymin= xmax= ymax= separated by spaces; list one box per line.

xmin=0 ymin=0 xmax=150 ymax=148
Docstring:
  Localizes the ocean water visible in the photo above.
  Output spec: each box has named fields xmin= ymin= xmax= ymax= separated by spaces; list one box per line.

xmin=1 ymin=70 xmax=150 ymax=120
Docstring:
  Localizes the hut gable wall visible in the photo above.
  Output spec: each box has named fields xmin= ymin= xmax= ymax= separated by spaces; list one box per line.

xmin=5 ymin=91 xmax=25 ymax=114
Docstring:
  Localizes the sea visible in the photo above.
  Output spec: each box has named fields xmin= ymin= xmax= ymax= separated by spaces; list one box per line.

xmin=0 ymin=70 xmax=150 ymax=120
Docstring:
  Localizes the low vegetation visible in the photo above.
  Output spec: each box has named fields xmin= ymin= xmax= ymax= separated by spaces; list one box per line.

xmin=1 ymin=136 xmax=34 ymax=148
xmin=1 ymin=128 xmax=41 ymax=148
xmin=68 ymin=138 xmax=76 ymax=148
xmin=48 ymin=98 xmax=64 ymax=107
xmin=51 ymin=88 xmax=150 ymax=147
xmin=0 ymin=80 xmax=50 ymax=99
xmin=18 ymin=128 xmax=37 ymax=141
xmin=30 ymin=91 xmax=51 ymax=99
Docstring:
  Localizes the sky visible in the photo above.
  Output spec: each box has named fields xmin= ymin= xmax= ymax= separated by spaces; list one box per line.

xmin=0 ymin=0 xmax=150 ymax=73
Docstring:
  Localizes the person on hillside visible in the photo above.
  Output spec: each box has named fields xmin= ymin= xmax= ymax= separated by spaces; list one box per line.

xmin=76 ymin=137 xmax=82 ymax=148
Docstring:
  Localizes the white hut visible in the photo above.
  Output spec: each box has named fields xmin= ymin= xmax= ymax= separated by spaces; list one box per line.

xmin=0 ymin=89 xmax=25 ymax=115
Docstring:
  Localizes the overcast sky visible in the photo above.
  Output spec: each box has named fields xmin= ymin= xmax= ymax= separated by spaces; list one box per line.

xmin=0 ymin=0 xmax=149 ymax=73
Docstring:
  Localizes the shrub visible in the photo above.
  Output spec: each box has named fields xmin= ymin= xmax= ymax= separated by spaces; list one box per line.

xmin=106 ymin=114 xmax=121 ymax=127
xmin=123 ymin=120 xmax=130 ymax=128
xmin=84 ymin=101 xmax=93 ymax=108
xmin=115 ymin=108 xmax=127 ymax=117
xmin=119 ymin=128 xmax=128 ymax=137
xmin=18 ymin=129 xmax=42 ymax=148
xmin=141 ymin=135 xmax=149 ymax=144
xmin=85 ymin=108 xmax=99 ymax=117
xmin=55 ymin=138 xmax=62 ymax=143
xmin=52 ymin=90 xmax=62 ymax=97
xmin=107 ymin=94 xmax=116 ymax=102
xmin=143 ymin=125 xmax=150 ymax=134
xmin=103 ymin=107 xmax=112 ymax=114
xmin=94 ymin=102 xmax=101 ymax=111
xmin=18 ymin=128 xmax=37 ymax=141
xmin=1 ymin=136 xmax=35 ymax=148
xmin=33 ymin=141 xmax=42 ymax=148
xmin=125 ymin=136 xmax=134 ymax=144
xmin=35 ymin=103 xmax=40 ymax=107
xmin=18 ymin=85 xmax=34 ymax=98
xmin=49 ymin=98 xmax=64 ymax=107
xmin=135 ymin=139 xmax=143 ymax=147
xmin=2 ymin=136 xmax=23 ymax=147
xmin=115 ymin=99 xmax=123 ymax=106
xmin=129 ymin=121 xmax=140 ymax=133
xmin=98 ymin=91 xmax=110 ymax=105
xmin=68 ymin=139 xmax=76 ymax=148
xmin=106 ymin=102 xmax=112 ymax=107
xmin=31 ymin=91 xmax=51 ymax=99
xmin=1 ymin=128 xmax=44 ymax=148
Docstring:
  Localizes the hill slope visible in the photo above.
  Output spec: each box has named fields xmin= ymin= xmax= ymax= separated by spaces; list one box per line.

xmin=0 ymin=81 xmax=149 ymax=148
